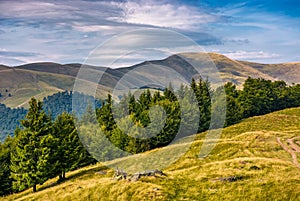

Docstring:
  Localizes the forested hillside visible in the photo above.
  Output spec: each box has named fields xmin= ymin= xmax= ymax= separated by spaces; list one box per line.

xmin=0 ymin=91 xmax=102 ymax=141
xmin=3 ymin=106 xmax=300 ymax=200
xmin=81 ymin=77 xmax=300 ymax=162
xmin=0 ymin=105 xmax=27 ymax=141
xmin=1 ymin=77 xmax=300 ymax=196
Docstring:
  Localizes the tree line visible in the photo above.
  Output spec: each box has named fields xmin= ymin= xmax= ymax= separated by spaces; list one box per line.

xmin=0 ymin=104 xmax=27 ymax=141
xmin=80 ymin=77 xmax=300 ymax=161
xmin=0 ymin=91 xmax=102 ymax=141
xmin=1 ymin=77 xmax=300 ymax=195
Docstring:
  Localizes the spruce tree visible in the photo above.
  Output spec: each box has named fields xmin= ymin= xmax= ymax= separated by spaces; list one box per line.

xmin=0 ymin=135 xmax=14 ymax=195
xmin=52 ymin=112 xmax=85 ymax=181
xmin=10 ymin=98 xmax=52 ymax=193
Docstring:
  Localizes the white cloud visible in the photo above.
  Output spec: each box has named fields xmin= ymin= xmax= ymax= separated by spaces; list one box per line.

xmin=112 ymin=0 xmax=218 ymax=30
xmin=0 ymin=0 xmax=298 ymax=65
xmin=0 ymin=1 xmax=78 ymax=19
xmin=224 ymin=50 xmax=280 ymax=61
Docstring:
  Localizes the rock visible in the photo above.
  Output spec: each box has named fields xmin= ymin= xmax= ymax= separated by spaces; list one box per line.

xmin=114 ymin=169 xmax=166 ymax=182
xmin=114 ymin=168 xmax=127 ymax=180
xmin=95 ymin=171 xmax=107 ymax=175
xmin=128 ymin=173 xmax=141 ymax=182
xmin=218 ymin=175 xmax=244 ymax=182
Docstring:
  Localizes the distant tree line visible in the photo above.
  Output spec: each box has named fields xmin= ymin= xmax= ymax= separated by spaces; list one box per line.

xmin=0 ymin=91 xmax=102 ymax=141
xmin=0 ymin=104 xmax=27 ymax=141
xmin=1 ymin=77 xmax=300 ymax=195
xmin=42 ymin=90 xmax=102 ymax=120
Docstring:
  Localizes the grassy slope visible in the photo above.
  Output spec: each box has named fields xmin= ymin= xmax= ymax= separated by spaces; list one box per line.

xmin=0 ymin=68 xmax=75 ymax=108
xmin=239 ymin=61 xmax=300 ymax=85
xmin=2 ymin=107 xmax=300 ymax=201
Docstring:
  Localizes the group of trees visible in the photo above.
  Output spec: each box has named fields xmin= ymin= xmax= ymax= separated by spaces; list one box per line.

xmin=1 ymin=77 xmax=300 ymax=196
xmin=0 ymin=98 xmax=95 ymax=195
xmin=43 ymin=91 xmax=102 ymax=119
xmin=220 ymin=77 xmax=300 ymax=126
xmin=82 ymin=77 xmax=300 ymax=161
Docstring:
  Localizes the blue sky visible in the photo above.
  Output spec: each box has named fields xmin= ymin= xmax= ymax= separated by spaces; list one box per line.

xmin=0 ymin=0 xmax=299 ymax=66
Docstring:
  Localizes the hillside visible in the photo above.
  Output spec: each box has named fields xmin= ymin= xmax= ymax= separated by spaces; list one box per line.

xmin=3 ymin=107 xmax=300 ymax=201
xmin=1 ymin=53 xmax=300 ymax=108
xmin=0 ymin=67 xmax=75 ymax=108
xmin=239 ymin=60 xmax=300 ymax=85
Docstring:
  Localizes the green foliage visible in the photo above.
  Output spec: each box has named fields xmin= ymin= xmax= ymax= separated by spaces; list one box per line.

xmin=223 ymin=82 xmax=242 ymax=126
xmin=2 ymin=77 xmax=300 ymax=196
xmin=7 ymin=98 xmax=96 ymax=194
xmin=10 ymin=98 xmax=53 ymax=193
xmin=0 ymin=136 xmax=15 ymax=196
xmin=238 ymin=77 xmax=300 ymax=119
xmin=89 ymin=77 xmax=300 ymax=160
xmin=0 ymin=104 xmax=27 ymax=141
xmin=52 ymin=113 xmax=85 ymax=180
xmin=190 ymin=78 xmax=211 ymax=132
xmin=94 ymin=87 xmax=181 ymax=156
xmin=43 ymin=90 xmax=102 ymax=120
xmin=4 ymin=107 xmax=300 ymax=201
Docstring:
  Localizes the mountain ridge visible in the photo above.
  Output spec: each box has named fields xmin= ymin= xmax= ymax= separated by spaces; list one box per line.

xmin=1 ymin=52 xmax=300 ymax=108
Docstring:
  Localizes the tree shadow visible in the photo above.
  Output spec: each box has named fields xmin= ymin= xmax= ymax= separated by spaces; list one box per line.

xmin=38 ymin=164 xmax=110 ymax=192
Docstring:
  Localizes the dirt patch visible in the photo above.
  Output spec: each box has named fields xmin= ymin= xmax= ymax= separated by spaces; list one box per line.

xmin=277 ymin=137 xmax=300 ymax=169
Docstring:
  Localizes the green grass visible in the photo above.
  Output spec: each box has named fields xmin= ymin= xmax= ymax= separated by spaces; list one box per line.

xmin=2 ymin=108 xmax=300 ymax=201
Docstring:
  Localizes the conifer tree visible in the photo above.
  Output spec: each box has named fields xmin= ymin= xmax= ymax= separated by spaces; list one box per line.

xmin=10 ymin=98 xmax=52 ymax=193
xmin=52 ymin=112 xmax=85 ymax=181
xmin=0 ymin=135 xmax=14 ymax=195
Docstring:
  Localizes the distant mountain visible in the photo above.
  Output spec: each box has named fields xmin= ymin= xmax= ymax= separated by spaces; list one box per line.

xmin=17 ymin=62 xmax=81 ymax=77
xmin=1 ymin=53 xmax=299 ymax=108
xmin=239 ymin=60 xmax=300 ymax=84
xmin=0 ymin=65 xmax=10 ymax=71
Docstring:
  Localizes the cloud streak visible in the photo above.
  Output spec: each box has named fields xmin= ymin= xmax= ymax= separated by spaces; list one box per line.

xmin=112 ymin=0 xmax=219 ymax=30
xmin=224 ymin=50 xmax=280 ymax=61
xmin=0 ymin=0 xmax=299 ymax=65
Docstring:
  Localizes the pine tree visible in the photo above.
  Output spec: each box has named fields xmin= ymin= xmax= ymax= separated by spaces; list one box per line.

xmin=97 ymin=94 xmax=115 ymax=131
xmin=223 ymin=82 xmax=242 ymax=126
xmin=0 ymin=135 xmax=15 ymax=195
xmin=10 ymin=98 xmax=52 ymax=193
xmin=191 ymin=78 xmax=211 ymax=132
xmin=52 ymin=112 xmax=86 ymax=181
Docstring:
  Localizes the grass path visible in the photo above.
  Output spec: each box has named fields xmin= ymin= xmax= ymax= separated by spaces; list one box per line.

xmin=277 ymin=136 xmax=300 ymax=169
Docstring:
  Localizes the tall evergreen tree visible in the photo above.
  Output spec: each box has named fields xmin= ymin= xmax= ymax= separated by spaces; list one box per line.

xmin=52 ymin=112 xmax=86 ymax=181
xmin=191 ymin=78 xmax=211 ymax=132
xmin=223 ymin=82 xmax=242 ymax=126
xmin=0 ymin=135 xmax=15 ymax=195
xmin=98 ymin=94 xmax=115 ymax=131
xmin=10 ymin=98 xmax=52 ymax=192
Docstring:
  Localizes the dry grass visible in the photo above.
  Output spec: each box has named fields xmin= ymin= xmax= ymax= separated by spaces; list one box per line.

xmin=2 ymin=108 xmax=300 ymax=201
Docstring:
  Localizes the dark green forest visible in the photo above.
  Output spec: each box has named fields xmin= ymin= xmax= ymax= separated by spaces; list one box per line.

xmin=0 ymin=91 xmax=102 ymax=141
xmin=0 ymin=104 xmax=27 ymax=142
xmin=1 ymin=77 xmax=300 ymax=195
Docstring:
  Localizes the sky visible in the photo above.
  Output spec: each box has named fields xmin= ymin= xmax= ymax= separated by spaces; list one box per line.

xmin=0 ymin=0 xmax=300 ymax=66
